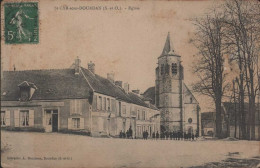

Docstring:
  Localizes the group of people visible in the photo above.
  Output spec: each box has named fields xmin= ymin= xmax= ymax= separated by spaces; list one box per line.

xmin=119 ymin=128 xmax=198 ymax=141
xmin=119 ymin=126 xmax=133 ymax=139
xmin=156 ymin=131 xmax=198 ymax=141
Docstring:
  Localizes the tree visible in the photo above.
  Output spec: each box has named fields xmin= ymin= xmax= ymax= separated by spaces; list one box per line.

xmin=192 ymin=8 xmax=228 ymax=138
xmin=224 ymin=0 xmax=260 ymax=140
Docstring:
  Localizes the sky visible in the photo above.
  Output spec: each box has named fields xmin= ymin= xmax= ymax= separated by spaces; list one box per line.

xmin=1 ymin=0 xmax=217 ymax=112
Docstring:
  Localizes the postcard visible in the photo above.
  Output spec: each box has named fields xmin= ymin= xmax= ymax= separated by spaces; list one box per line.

xmin=1 ymin=0 xmax=260 ymax=167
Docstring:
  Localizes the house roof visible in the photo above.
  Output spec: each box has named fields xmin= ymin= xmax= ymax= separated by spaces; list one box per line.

xmin=1 ymin=69 xmax=92 ymax=101
xmin=81 ymin=68 xmax=158 ymax=110
xmin=1 ymin=67 xmax=158 ymax=110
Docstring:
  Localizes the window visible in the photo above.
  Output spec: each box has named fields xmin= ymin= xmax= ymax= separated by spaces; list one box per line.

xmin=142 ymin=110 xmax=146 ymax=120
xmin=45 ymin=110 xmax=52 ymax=125
xmin=72 ymin=118 xmax=80 ymax=129
xmin=19 ymin=87 xmax=30 ymax=101
xmin=122 ymin=105 xmax=126 ymax=114
xmin=190 ymin=97 xmax=193 ymax=103
xmin=98 ymin=96 xmax=102 ymax=110
xmin=119 ymin=102 xmax=122 ymax=116
xmin=107 ymin=98 xmax=111 ymax=111
xmin=165 ymin=64 xmax=170 ymax=75
xmin=188 ymin=118 xmax=193 ymax=124
xmin=103 ymin=97 xmax=106 ymax=110
xmin=111 ymin=99 xmax=116 ymax=112
xmin=20 ymin=110 xmax=29 ymax=126
xmin=70 ymin=100 xmax=83 ymax=114
xmin=137 ymin=110 xmax=140 ymax=120
xmin=172 ymin=63 xmax=177 ymax=75
xmin=1 ymin=111 xmax=6 ymax=126
xmin=161 ymin=64 xmax=164 ymax=75
xmin=92 ymin=95 xmax=97 ymax=111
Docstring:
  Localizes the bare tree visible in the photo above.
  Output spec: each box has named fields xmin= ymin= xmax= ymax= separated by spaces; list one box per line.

xmin=192 ymin=8 xmax=227 ymax=138
xmin=224 ymin=0 xmax=260 ymax=140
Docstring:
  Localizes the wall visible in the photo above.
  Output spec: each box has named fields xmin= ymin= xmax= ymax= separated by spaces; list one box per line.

xmin=1 ymin=98 xmax=90 ymax=132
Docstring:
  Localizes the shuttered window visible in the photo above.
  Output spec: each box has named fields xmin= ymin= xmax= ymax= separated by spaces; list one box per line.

xmin=98 ymin=96 xmax=102 ymax=110
xmin=111 ymin=99 xmax=116 ymax=112
xmin=92 ymin=95 xmax=97 ymax=111
xmin=103 ymin=97 xmax=106 ymax=110
xmin=68 ymin=117 xmax=84 ymax=130
xmin=70 ymin=100 xmax=83 ymax=115
xmin=107 ymin=98 xmax=111 ymax=111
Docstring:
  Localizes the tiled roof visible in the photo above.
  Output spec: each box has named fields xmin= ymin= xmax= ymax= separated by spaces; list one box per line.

xmin=1 ymin=69 xmax=92 ymax=101
xmin=81 ymin=68 xmax=158 ymax=110
xmin=143 ymin=87 xmax=155 ymax=105
xmin=1 ymin=67 xmax=158 ymax=110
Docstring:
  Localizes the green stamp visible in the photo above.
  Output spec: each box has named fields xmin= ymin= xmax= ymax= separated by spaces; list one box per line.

xmin=4 ymin=2 xmax=39 ymax=44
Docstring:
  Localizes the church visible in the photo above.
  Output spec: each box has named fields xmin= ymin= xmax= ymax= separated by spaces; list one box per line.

xmin=143 ymin=32 xmax=200 ymax=135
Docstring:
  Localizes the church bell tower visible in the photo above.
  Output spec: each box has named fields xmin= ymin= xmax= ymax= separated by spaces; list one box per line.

xmin=155 ymin=32 xmax=184 ymax=132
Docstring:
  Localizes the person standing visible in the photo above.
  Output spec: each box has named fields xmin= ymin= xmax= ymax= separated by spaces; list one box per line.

xmin=156 ymin=131 xmax=159 ymax=140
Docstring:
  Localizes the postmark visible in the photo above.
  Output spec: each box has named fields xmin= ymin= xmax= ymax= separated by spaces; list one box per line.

xmin=4 ymin=2 xmax=39 ymax=44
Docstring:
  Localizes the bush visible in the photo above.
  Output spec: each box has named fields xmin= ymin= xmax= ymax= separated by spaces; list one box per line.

xmin=2 ymin=126 xmax=45 ymax=132
xmin=59 ymin=129 xmax=91 ymax=136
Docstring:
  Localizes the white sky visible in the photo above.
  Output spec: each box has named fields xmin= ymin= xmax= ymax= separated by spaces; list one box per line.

xmin=1 ymin=0 xmax=217 ymax=112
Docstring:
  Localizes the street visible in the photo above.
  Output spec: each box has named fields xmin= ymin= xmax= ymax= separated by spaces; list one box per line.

xmin=1 ymin=131 xmax=259 ymax=168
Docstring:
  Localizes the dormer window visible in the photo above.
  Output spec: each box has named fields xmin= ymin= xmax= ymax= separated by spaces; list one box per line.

xmin=18 ymin=81 xmax=37 ymax=101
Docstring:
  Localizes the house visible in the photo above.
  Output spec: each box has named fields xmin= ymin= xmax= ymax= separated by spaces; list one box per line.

xmin=1 ymin=58 xmax=160 ymax=138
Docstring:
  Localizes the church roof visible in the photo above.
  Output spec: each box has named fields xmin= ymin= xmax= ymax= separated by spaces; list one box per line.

xmin=160 ymin=32 xmax=179 ymax=57
xmin=143 ymin=84 xmax=199 ymax=105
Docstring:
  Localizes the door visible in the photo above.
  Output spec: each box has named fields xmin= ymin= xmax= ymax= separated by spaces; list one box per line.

xmin=52 ymin=113 xmax=58 ymax=132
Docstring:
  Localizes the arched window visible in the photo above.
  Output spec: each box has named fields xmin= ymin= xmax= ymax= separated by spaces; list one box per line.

xmin=161 ymin=64 xmax=164 ymax=75
xmin=165 ymin=64 xmax=170 ymax=75
xmin=172 ymin=63 xmax=177 ymax=75
xmin=190 ymin=97 xmax=193 ymax=103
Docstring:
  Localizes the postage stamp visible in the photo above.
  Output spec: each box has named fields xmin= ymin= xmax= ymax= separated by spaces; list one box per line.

xmin=4 ymin=2 xmax=39 ymax=44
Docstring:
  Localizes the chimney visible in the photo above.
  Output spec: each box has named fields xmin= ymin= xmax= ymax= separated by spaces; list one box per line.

xmin=132 ymin=89 xmax=140 ymax=95
xmin=115 ymin=81 xmax=122 ymax=88
xmin=88 ymin=61 xmax=95 ymax=74
xmin=75 ymin=57 xmax=81 ymax=75
xmin=107 ymin=72 xmax=115 ymax=83
xmin=123 ymin=82 xmax=129 ymax=94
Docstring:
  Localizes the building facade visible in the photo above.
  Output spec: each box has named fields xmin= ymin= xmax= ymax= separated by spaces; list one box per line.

xmin=1 ymin=58 xmax=160 ymax=138
xmin=144 ymin=33 xmax=200 ymax=135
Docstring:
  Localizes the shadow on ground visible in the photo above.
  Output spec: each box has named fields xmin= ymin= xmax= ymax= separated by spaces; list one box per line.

xmin=190 ymin=156 xmax=260 ymax=168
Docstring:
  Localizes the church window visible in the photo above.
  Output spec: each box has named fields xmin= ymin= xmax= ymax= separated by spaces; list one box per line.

xmin=188 ymin=118 xmax=193 ymax=124
xmin=161 ymin=64 xmax=164 ymax=75
xmin=190 ymin=97 xmax=193 ymax=103
xmin=172 ymin=63 xmax=177 ymax=75
xmin=165 ymin=64 xmax=170 ymax=75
